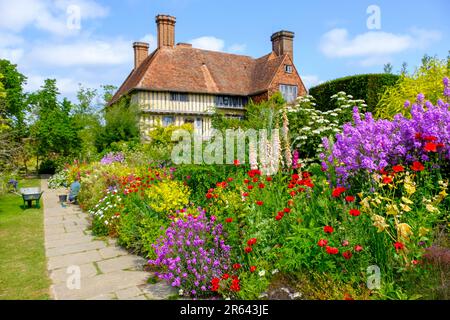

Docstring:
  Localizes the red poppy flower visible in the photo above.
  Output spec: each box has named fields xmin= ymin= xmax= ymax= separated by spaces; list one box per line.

xmin=206 ymin=193 xmax=213 ymax=199
xmin=230 ymin=278 xmax=240 ymax=292
xmin=242 ymin=192 xmax=249 ymax=197
xmin=345 ymin=196 xmax=356 ymax=202
xmin=233 ymin=263 xmax=241 ymax=270
xmin=256 ymin=201 xmax=263 ymax=206
xmin=424 ymin=142 xmax=437 ymax=152
xmin=302 ymin=172 xmax=311 ymax=178
xmin=342 ymin=240 xmax=349 ymax=247
xmin=292 ymin=174 xmax=299 ymax=180
xmin=423 ymin=136 xmax=437 ymax=142
xmin=221 ymin=274 xmax=230 ymax=280
xmin=247 ymin=238 xmax=257 ymax=246
xmin=234 ymin=159 xmax=240 ymax=166
xmin=266 ymin=176 xmax=273 ymax=182
xmin=354 ymin=245 xmax=363 ymax=252
xmin=253 ymin=177 xmax=259 ymax=183
xmin=318 ymin=239 xmax=328 ymax=247
xmin=248 ymin=185 xmax=254 ymax=190
xmin=244 ymin=246 xmax=253 ymax=253
xmin=289 ymin=191 xmax=297 ymax=197
xmin=382 ymin=176 xmax=393 ymax=184
xmin=258 ymin=183 xmax=265 ymax=189
xmin=326 ymin=246 xmax=339 ymax=255
xmin=244 ymin=179 xmax=250 ymax=184
xmin=332 ymin=187 xmax=346 ymax=198
xmin=344 ymin=293 xmax=354 ymax=300
xmin=288 ymin=184 xmax=295 ymax=189
xmin=323 ymin=226 xmax=334 ymax=234
xmin=392 ymin=165 xmax=404 ymax=173
xmin=249 ymin=266 xmax=257 ymax=273
xmin=394 ymin=242 xmax=405 ymax=251
xmin=411 ymin=161 xmax=425 ymax=172
xmin=275 ymin=215 xmax=283 ymax=221
xmin=225 ymin=218 xmax=233 ymax=223
xmin=227 ymin=177 xmax=233 ymax=182
xmin=342 ymin=251 xmax=353 ymax=260
xmin=283 ymin=208 xmax=291 ymax=213
xmin=349 ymin=209 xmax=361 ymax=217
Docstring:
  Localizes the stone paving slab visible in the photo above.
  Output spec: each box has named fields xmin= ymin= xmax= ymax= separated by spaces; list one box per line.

xmin=42 ymin=180 xmax=174 ymax=300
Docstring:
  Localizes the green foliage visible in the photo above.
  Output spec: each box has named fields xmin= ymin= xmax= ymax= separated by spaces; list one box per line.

xmin=29 ymin=80 xmax=79 ymax=160
xmin=309 ymin=74 xmax=400 ymax=113
xmin=376 ymin=55 xmax=449 ymax=119
xmin=96 ymin=98 xmax=140 ymax=151
xmin=174 ymin=164 xmax=240 ymax=206
xmin=38 ymin=159 xmax=57 ymax=174
xmin=0 ymin=59 xmax=28 ymax=137
xmin=288 ymin=93 xmax=366 ymax=162
xmin=212 ymin=92 xmax=286 ymax=131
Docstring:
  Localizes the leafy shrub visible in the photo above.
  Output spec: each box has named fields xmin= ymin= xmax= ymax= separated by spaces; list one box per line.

xmin=38 ymin=159 xmax=56 ymax=174
xmin=289 ymin=93 xmax=366 ymax=162
xmin=145 ymin=179 xmax=190 ymax=214
xmin=309 ymin=73 xmax=399 ymax=113
xmin=48 ymin=170 xmax=68 ymax=189
xmin=376 ymin=56 xmax=449 ymax=119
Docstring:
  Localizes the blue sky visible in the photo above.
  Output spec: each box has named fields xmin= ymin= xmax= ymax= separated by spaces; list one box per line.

xmin=0 ymin=0 xmax=448 ymax=102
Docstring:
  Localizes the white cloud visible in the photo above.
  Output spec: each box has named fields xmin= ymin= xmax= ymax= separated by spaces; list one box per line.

xmin=302 ymin=75 xmax=323 ymax=89
xmin=190 ymin=36 xmax=225 ymax=52
xmin=228 ymin=43 xmax=247 ymax=54
xmin=0 ymin=0 xmax=108 ymax=36
xmin=319 ymin=28 xmax=442 ymax=65
xmin=140 ymin=34 xmax=157 ymax=52
xmin=25 ymin=74 xmax=83 ymax=95
xmin=28 ymin=38 xmax=132 ymax=67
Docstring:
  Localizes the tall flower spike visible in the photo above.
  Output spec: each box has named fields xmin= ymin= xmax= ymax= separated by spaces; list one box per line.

xmin=282 ymin=107 xmax=292 ymax=168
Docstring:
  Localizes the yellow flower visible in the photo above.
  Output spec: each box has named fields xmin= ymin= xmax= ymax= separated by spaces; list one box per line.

xmin=401 ymin=197 xmax=413 ymax=204
xmin=386 ymin=204 xmax=400 ymax=216
xmin=372 ymin=215 xmax=389 ymax=232
xmin=399 ymin=203 xmax=412 ymax=212
xmin=419 ymin=227 xmax=430 ymax=237
xmin=397 ymin=223 xmax=413 ymax=241
xmin=425 ymin=204 xmax=439 ymax=213
xmin=403 ymin=175 xmax=416 ymax=195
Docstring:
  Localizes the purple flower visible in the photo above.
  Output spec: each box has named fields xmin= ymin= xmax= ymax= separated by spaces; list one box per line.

xmin=444 ymin=77 xmax=449 ymax=87
xmin=404 ymin=100 xmax=411 ymax=109
xmin=416 ymin=93 xmax=425 ymax=103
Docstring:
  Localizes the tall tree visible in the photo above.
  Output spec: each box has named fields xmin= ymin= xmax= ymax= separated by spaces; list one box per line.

xmin=383 ymin=63 xmax=393 ymax=74
xmin=0 ymin=59 xmax=28 ymax=137
xmin=29 ymin=79 xmax=78 ymax=164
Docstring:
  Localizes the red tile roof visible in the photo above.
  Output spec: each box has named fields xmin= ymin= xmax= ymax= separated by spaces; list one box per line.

xmin=110 ymin=45 xmax=295 ymax=105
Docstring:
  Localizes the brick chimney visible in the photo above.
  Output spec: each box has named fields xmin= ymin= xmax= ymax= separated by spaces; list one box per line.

xmin=133 ymin=42 xmax=149 ymax=69
xmin=271 ymin=30 xmax=295 ymax=61
xmin=156 ymin=14 xmax=176 ymax=48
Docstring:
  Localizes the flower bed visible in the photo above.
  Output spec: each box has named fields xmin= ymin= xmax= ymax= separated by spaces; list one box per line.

xmin=55 ymin=81 xmax=449 ymax=300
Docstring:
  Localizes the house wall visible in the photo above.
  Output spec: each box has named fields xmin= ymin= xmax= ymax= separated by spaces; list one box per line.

xmin=133 ymin=91 xmax=246 ymax=140
xmin=268 ymin=55 xmax=307 ymax=100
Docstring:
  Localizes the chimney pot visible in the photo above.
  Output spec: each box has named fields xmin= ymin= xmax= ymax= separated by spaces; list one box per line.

xmin=271 ymin=30 xmax=295 ymax=61
xmin=133 ymin=42 xmax=149 ymax=69
xmin=156 ymin=14 xmax=176 ymax=48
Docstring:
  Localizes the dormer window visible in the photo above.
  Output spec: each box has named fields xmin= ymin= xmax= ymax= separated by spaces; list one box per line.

xmin=285 ymin=65 xmax=293 ymax=73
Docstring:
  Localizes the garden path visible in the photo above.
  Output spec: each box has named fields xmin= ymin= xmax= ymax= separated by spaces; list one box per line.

xmin=42 ymin=180 xmax=176 ymax=300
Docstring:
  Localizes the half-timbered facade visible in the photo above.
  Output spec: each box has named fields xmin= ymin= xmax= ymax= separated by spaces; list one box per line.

xmin=110 ymin=14 xmax=307 ymax=139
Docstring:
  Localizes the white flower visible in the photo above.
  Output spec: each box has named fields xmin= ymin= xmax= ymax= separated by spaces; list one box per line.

xmin=258 ymin=270 xmax=266 ymax=277
xmin=178 ymin=289 xmax=184 ymax=296
xmin=272 ymin=269 xmax=279 ymax=275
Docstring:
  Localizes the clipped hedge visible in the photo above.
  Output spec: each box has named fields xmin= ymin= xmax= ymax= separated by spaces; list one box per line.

xmin=309 ymin=74 xmax=400 ymax=113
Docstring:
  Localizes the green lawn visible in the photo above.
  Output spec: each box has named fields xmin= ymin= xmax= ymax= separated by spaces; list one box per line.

xmin=0 ymin=179 xmax=50 ymax=300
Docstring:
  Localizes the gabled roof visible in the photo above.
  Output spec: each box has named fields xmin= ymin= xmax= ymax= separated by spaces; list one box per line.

xmin=109 ymin=45 xmax=294 ymax=105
